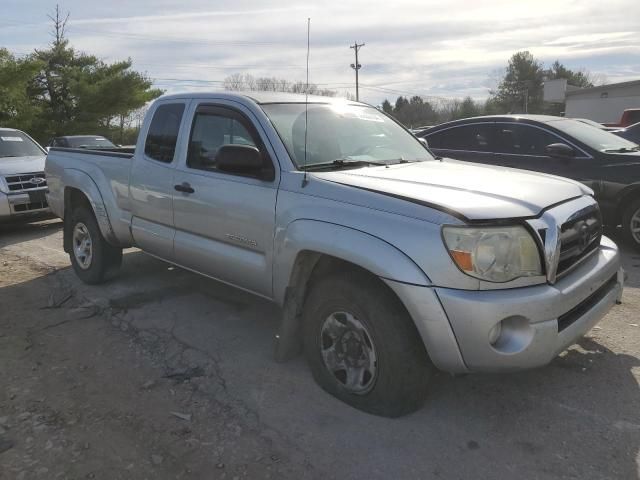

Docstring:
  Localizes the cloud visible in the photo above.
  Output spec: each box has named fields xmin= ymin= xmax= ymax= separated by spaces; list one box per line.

xmin=1 ymin=0 xmax=638 ymax=103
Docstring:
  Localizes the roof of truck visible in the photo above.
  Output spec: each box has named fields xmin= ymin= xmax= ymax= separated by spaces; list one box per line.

xmin=158 ymin=91 xmax=364 ymax=106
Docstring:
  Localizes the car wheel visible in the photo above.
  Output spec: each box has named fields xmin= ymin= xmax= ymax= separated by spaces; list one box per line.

xmin=622 ymin=198 xmax=640 ymax=251
xmin=68 ymin=206 xmax=122 ymax=284
xmin=302 ymin=270 xmax=433 ymax=417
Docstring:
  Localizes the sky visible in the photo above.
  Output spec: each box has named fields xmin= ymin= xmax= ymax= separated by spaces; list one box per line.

xmin=2 ymin=0 xmax=639 ymax=105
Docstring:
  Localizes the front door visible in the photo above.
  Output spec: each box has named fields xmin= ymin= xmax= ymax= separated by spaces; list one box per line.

xmin=172 ymin=103 xmax=279 ymax=298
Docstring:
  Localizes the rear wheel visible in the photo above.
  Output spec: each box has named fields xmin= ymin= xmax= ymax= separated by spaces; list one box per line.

xmin=622 ymin=198 xmax=640 ymax=251
xmin=302 ymin=270 xmax=433 ymax=417
xmin=67 ymin=206 xmax=122 ymax=284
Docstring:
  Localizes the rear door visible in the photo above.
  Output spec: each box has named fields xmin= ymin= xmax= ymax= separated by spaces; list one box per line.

xmin=129 ymin=101 xmax=188 ymax=260
xmin=172 ymin=101 xmax=279 ymax=298
xmin=423 ymin=123 xmax=496 ymax=164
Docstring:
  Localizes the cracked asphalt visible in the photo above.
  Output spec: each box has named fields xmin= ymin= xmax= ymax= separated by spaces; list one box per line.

xmin=1 ymin=219 xmax=639 ymax=480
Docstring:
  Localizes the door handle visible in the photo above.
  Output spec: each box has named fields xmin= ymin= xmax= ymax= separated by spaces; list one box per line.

xmin=174 ymin=182 xmax=195 ymax=194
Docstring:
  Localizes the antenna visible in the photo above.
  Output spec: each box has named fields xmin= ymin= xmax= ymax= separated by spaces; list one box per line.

xmin=301 ymin=17 xmax=311 ymax=187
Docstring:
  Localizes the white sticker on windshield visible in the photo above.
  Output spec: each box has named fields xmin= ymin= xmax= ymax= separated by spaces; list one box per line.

xmin=1 ymin=136 xmax=24 ymax=142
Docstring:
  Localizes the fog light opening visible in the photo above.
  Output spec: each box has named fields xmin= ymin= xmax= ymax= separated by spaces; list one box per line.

xmin=490 ymin=316 xmax=534 ymax=354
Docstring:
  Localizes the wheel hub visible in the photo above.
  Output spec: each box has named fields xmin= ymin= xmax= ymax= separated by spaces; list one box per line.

xmin=72 ymin=222 xmax=93 ymax=270
xmin=319 ymin=311 xmax=377 ymax=394
xmin=631 ymin=208 xmax=640 ymax=244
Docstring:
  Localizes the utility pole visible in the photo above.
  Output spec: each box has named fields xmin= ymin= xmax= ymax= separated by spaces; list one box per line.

xmin=350 ymin=42 xmax=365 ymax=101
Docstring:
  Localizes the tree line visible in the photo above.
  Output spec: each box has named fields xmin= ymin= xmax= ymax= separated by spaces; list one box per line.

xmin=0 ymin=7 xmax=162 ymax=145
xmin=381 ymin=51 xmax=600 ymax=128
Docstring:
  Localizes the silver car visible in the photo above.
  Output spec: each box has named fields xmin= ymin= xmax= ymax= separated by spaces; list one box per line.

xmin=0 ymin=128 xmax=50 ymax=222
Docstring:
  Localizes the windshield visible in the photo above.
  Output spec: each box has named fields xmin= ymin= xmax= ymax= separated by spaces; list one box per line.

xmin=66 ymin=136 xmax=116 ymax=148
xmin=0 ymin=131 xmax=44 ymax=158
xmin=261 ymin=103 xmax=433 ymax=168
xmin=549 ymin=119 xmax=639 ymax=152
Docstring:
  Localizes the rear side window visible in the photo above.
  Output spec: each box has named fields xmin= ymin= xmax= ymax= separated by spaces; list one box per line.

xmin=144 ymin=103 xmax=185 ymax=163
xmin=426 ymin=124 xmax=493 ymax=151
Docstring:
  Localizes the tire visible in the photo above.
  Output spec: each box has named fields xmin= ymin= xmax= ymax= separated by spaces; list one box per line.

xmin=302 ymin=270 xmax=433 ymax=417
xmin=67 ymin=205 xmax=122 ymax=284
xmin=622 ymin=198 xmax=640 ymax=251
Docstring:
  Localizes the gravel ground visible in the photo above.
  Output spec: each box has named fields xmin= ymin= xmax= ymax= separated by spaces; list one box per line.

xmin=0 ymin=219 xmax=638 ymax=480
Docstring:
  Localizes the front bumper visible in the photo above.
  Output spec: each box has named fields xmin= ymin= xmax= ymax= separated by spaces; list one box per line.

xmin=386 ymin=236 xmax=622 ymax=373
xmin=0 ymin=190 xmax=51 ymax=222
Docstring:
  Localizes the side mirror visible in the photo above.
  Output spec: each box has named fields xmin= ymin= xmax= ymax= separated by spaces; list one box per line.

xmin=545 ymin=143 xmax=575 ymax=159
xmin=418 ymin=137 xmax=429 ymax=148
xmin=45 ymin=146 xmax=51 ymax=152
xmin=216 ymin=145 xmax=273 ymax=180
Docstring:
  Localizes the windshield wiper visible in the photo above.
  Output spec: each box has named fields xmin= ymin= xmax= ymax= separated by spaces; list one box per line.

xmin=300 ymin=159 xmax=389 ymax=171
xmin=0 ymin=155 xmax=18 ymax=158
xmin=603 ymin=147 xmax=640 ymax=153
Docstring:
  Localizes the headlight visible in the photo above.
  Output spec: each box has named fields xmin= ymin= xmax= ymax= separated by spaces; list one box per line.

xmin=442 ymin=225 xmax=542 ymax=283
xmin=0 ymin=177 xmax=8 ymax=194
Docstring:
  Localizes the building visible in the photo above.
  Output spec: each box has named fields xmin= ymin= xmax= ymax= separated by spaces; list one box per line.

xmin=543 ymin=78 xmax=640 ymax=124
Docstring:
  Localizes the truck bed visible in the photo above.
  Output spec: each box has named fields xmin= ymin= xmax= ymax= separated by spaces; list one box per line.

xmin=45 ymin=146 xmax=136 ymax=245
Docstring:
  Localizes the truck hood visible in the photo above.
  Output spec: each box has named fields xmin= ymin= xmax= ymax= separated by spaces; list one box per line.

xmin=314 ymin=159 xmax=591 ymax=221
xmin=0 ymin=155 xmax=46 ymax=176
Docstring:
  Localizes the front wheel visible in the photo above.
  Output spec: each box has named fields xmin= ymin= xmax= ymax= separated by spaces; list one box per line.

xmin=302 ymin=271 xmax=433 ymax=417
xmin=622 ymin=198 xmax=640 ymax=251
xmin=67 ymin=206 xmax=122 ymax=284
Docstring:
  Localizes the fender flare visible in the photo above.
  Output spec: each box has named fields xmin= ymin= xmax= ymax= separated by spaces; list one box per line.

xmin=273 ymin=219 xmax=431 ymax=305
xmin=62 ymin=168 xmax=118 ymax=245
xmin=272 ymin=219 xmax=432 ymax=362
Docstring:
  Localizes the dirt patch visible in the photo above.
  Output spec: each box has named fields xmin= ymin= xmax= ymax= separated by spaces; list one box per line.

xmin=0 ymin=255 xmax=316 ymax=479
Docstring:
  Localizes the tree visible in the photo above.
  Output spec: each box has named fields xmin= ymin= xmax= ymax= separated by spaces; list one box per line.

xmin=489 ymin=51 xmax=597 ymax=115
xmin=223 ymin=73 xmax=337 ymax=97
xmin=19 ymin=6 xmax=163 ymax=143
xmin=0 ymin=49 xmax=42 ymax=132
xmin=380 ymin=99 xmax=393 ymax=114
xmin=490 ymin=51 xmax=544 ymax=114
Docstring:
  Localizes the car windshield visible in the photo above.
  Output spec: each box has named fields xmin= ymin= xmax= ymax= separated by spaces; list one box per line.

xmin=261 ymin=102 xmax=433 ymax=169
xmin=67 ymin=136 xmax=116 ymax=148
xmin=549 ymin=119 xmax=639 ymax=152
xmin=0 ymin=131 xmax=44 ymax=158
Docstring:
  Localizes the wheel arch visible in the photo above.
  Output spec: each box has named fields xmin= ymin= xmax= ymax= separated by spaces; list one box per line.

xmin=61 ymin=169 xmax=118 ymax=249
xmin=272 ymin=219 xmax=431 ymax=362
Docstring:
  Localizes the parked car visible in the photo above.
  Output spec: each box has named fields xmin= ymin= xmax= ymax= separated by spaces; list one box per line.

xmin=0 ymin=128 xmax=51 ymax=222
xmin=612 ymin=121 xmax=640 ymax=144
xmin=419 ymin=115 xmax=640 ymax=249
xmin=603 ymin=108 xmax=640 ymax=128
xmin=46 ymin=93 xmax=623 ymax=416
xmin=47 ymin=135 xmax=118 ymax=150
xmin=574 ymin=118 xmax=619 ymax=131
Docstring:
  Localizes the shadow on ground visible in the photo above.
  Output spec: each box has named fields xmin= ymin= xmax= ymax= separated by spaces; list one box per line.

xmin=1 ymin=248 xmax=638 ymax=479
xmin=0 ymin=218 xmax=62 ymax=248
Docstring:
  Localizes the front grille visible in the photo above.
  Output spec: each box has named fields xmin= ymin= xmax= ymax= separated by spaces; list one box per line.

xmin=4 ymin=172 xmax=47 ymax=192
xmin=556 ymin=205 xmax=602 ymax=278
xmin=557 ymin=274 xmax=617 ymax=332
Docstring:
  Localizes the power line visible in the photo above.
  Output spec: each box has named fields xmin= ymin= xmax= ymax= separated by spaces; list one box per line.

xmin=349 ymin=42 xmax=365 ymax=101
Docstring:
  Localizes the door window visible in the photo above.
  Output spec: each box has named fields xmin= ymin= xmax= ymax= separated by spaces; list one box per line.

xmin=187 ymin=109 xmax=259 ymax=171
xmin=426 ymin=124 xmax=493 ymax=151
xmin=144 ymin=103 xmax=185 ymax=163
xmin=494 ymin=124 xmax=561 ymax=156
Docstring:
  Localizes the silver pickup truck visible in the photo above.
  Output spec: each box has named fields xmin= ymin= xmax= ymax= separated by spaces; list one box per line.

xmin=45 ymin=92 xmax=624 ymax=417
